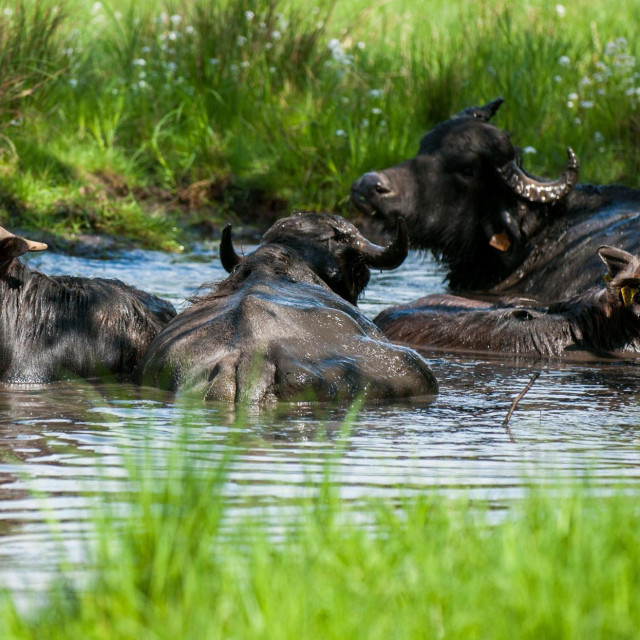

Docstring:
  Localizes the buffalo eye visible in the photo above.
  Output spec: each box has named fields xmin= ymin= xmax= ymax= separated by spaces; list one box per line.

xmin=458 ymin=165 xmax=476 ymax=177
xmin=448 ymin=159 xmax=479 ymax=179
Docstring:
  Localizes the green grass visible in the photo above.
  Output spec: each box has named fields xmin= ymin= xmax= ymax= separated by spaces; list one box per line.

xmin=1 ymin=0 xmax=640 ymax=248
xmin=2 ymin=425 xmax=640 ymax=639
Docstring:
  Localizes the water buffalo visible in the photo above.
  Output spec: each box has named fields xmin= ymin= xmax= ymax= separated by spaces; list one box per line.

xmin=351 ymin=97 xmax=640 ymax=299
xmin=135 ymin=213 xmax=438 ymax=403
xmin=374 ymin=245 xmax=640 ymax=359
xmin=0 ymin=226 xmax=176 ymax=383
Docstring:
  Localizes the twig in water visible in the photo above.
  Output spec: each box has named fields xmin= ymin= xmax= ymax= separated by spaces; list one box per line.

xmin=502 ymin=372 xmax=541 ymax=431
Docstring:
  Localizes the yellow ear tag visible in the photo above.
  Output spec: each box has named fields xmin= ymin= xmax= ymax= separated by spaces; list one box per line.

xmin=621 ymin=286 xmax=638 ymax=307
xmin=489 ymin=231 xmax=511 ymax=252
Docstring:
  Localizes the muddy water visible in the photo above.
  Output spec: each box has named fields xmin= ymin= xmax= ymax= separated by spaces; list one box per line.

xmin=2 ymin=245 xmax=640 ymax=597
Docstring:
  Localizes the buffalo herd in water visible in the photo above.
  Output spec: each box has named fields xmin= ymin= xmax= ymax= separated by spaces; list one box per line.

xmin=4 ymin=98 xmax=640 ymax=403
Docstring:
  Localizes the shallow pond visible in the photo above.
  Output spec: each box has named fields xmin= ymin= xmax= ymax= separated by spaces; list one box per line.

xmin=2 ymin=243 xmax=640 ymax=597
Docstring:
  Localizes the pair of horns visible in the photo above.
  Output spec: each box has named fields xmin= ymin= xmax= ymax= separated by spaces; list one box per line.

xmin=220 ymin=218 xmax=409 ymax=273
xmin=458 ymin=98 xmax=580 ymax=204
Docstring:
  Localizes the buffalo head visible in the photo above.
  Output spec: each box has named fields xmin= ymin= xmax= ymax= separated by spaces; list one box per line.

xmin=220 ymin=212 xmax=408 ymax=305
xmin=350 ymin=98 xmax=579 ymax=290
xmin=0 ymin=225 xmax=47 ymax=275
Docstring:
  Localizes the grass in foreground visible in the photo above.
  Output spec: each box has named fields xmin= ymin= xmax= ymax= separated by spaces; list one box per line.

xmin=1 ymin=0 xmax=640 ymax=247
xmin=1 ymin=429 xmax=640 ymax=640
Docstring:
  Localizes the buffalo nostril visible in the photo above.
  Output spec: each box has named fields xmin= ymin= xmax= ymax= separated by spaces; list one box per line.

xmin=355 ymin=172 xmax=392 ymax=198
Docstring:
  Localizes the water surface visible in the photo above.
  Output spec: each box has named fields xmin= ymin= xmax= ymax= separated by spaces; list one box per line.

xmin=2 ymin=245 xmax=640 ymax=597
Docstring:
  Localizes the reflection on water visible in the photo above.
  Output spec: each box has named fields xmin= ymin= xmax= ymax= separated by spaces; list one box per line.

xmin=2 ymin=246 xmax=640 ymax=596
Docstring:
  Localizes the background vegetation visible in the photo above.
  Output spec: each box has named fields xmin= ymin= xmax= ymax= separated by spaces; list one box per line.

xmin=1 ymin=0 xmax=640 ymax=249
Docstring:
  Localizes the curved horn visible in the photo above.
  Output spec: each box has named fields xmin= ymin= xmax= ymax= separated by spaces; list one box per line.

xmin=219 ymin=223 xmax=244 ymax=273
xmin=455 ymin=97 xmax=504 ymax=122
xmin=496 ymin=147 xmax=579 ymax=203
xmin=0 ymin=225 xmax=47 ymax=252
xmin=357 ymin=217 xmax=409 ymax=270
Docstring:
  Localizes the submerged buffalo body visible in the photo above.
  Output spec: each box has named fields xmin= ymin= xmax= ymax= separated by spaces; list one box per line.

xmin=351 ymin=98 xmax=640 ymax=299
xmin=0 ymin=227 xmax=176 ymax=383
xmin=136 ymin=213 xmax=437 ymax=403
xmin=375 ymin=245 xmax=640 ymax=359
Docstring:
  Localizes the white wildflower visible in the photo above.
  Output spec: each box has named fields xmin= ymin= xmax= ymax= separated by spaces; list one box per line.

xmin=168 ymin=31 xmax=178 ymax=41
xmin=209 ymin=58 xmax=220 ymax=65
xmin=555 ymin=5 xmax=565 ymax=17
xmin=580 ymin=100 xmax=594 ymax=108
xmin=558 ymin=55 xmax=571 ymax=66
xmin=69 ymin=78 xmax=78 ymax=87
xmin=594 ymin=131 xmax=604 ymax=143
xmin=245 ymin=10 xmax=255 ymax=21
xmin=335 ymin=129 xmax=347 ymax=137
xmin=133 ymin=58 xmax=146 ymax=66
xmin=522 ymin=146 xmax=537 ymax=155
xmin=170 ymin=14 xmax=182 ymax=25
xmin=328 ymin=38 xmax=350 ymax=65
xmin=237 ymin=35 xmax=247 ymax=46
xmin=568 ymin=92 xmax=579 ymax=101
xmin=185 ymin=25 xmax=194 ymax=35
xmin=357 ymin=42 xmax=365 ymax=50
xmin=573 ymin=117 xmax=581 ymax=124
xmin=271 ymin=30 xmax=281 ymax=40
xmin=371 ymin=107 xmax=383 ymax=115
xmin=241 ymin=61 xmax=250 ymax=68
xmin=369 ymin=89 xmax=383 ymax=98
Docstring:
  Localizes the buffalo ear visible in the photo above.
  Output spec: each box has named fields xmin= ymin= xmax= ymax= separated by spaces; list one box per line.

xmin=597 ymin=245 xmax=634 ymax=278
xmin=455 ymin=97 xmax=504 ymax=122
